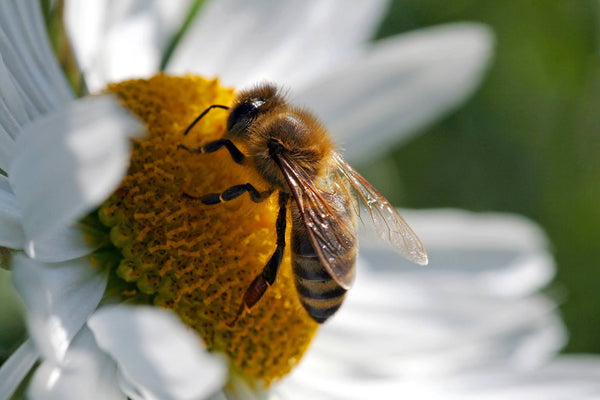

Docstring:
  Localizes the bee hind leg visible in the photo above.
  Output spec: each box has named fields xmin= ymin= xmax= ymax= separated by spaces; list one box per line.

xmin=228 ymin=192 xmax=290 ymax=326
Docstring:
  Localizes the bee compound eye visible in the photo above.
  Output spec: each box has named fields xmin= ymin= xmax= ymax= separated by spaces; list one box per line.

xmin=227 ymin=99 xmax=265 ymax=132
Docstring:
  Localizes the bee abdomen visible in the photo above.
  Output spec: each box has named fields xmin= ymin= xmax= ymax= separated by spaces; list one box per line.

xmin=290 ymin=195 xmax=357 ymax=323
xmin=295 ymin=276 xmax=347 ymax=299
xmin=292 ymin=247 xmax=348 ymax=323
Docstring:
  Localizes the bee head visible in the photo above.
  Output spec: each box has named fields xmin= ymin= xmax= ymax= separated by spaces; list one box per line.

xmin=226 ymin=83 xmax=285 ymax=138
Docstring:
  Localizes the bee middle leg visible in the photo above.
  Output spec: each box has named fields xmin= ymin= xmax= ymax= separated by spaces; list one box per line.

xmin=229 ymin=192 xmax=290 ymax=326
xmin=178 ymin=139 xmax=245 ymax=164
xmin=185 ymin=183 xmax=274 ymax=205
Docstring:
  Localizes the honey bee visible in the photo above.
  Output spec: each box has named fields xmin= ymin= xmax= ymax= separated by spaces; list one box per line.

xmin=178 ymin=84 xmax=428 ymax=324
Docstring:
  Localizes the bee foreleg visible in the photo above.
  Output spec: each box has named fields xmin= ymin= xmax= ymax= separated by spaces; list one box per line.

xmin=228 ymin=192 xmax=290 ymax=326
xmin=177 ymin=139 xmax=245 ymax=164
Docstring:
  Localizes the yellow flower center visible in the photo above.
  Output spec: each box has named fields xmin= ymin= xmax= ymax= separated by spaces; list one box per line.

xmin=100 ymin=74 xmax=318 ymax=384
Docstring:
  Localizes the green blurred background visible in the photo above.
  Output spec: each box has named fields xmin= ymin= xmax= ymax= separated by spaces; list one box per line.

xmin=366 ymin=0 xmax=600 ymax=354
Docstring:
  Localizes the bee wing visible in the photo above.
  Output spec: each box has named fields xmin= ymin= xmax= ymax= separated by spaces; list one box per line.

xmin=333 ymin=152 xmax=428 ymax=266
xmin=275 ymin=154 xmax=357 ymax=289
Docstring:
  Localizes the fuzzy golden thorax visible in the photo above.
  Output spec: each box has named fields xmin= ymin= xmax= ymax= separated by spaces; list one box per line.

xmin=225 ymin=84 xmax=335 ymax=188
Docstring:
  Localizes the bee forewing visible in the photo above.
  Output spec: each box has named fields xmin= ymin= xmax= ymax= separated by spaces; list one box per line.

xmin=275 ymin=154 xmax=358 ymax=289
xmin=333 ymin=153 xmax=428 ymax=266
xmin=365 ymin=202 xmax=428 ymax=265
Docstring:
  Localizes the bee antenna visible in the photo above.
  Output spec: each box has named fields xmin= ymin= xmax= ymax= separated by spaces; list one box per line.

xmin=183 ymin=104 xmax=230 ymax=136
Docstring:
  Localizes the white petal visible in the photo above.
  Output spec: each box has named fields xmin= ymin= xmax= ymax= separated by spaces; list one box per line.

xmin=0 ymin=123 xmax=15 ymax=171
xmin=0 ymin=51 xmax=32 ymax=137
xmin=0 ymin=31 xmax=42 ymax=125
xmin=168 ymin=0 xmax=389 ymax=87
xmin=0 ymin=175 xmax=25 ymax=249
xmin=280 ymin=209 xmax=564 ymax=389
xmin=28 ymin=327 xmax=125 ymax=400
xmin=423 ymin=356 xmax=600 ymax=400
xmin=65 ymin=0 xmax=192 ymax=92
xmin=9 ymin=95 xmax=145 ymax=245
xmin=0 ymin=0 xmax=73 ymax=113
xmin=277 ymin=356 xmax=600 ymax=400
xmin=223 ymin=373 xmax=268 ymax=400
xmin=11 ymin=253 xmax=108 ymax=363
xmin=63 ymin=0 xmax=109 ymax=92
xmin=102 ymin=16 xmax=161 ymax=84
xmin=0 ymin=339 xmax=39 ymax=400
xmin=292 ymin=23 xmax=494 ymax=162
xmin=88 ymin=306 xmax=226 ymax=400
xmin=307 ymin=288 xmax=565 ymax=377
xmin=150 ymin=0 xmax=196 ymax=43
xmin=359 ymin=209 xmax=555 ymax=297
xmin=205 ymin=391 xmax=229 ymax=400
xmin=25 ymin=222 xmax=107 ymax=262
xmin=395 ymin=209 xmax=550 ymax=251
xmin=0 ymin=173 xmax=13 ymax=193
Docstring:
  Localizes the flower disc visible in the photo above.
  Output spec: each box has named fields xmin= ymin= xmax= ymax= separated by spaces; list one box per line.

xmin=100 ymin=74 xmax=318 ymax=384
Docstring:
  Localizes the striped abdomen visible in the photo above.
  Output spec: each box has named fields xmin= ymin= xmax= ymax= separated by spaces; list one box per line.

xmin=290 ymin=197 xmax=357 ymax=323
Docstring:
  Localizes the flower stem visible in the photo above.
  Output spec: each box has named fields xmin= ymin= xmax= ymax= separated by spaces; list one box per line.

xmin=160 ymin=0 xmax=207 ymax=71
xmin=40 ymin=0 xmax=88 ymax=97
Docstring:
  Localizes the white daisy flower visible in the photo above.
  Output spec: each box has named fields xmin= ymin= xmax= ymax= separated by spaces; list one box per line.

xmin=2 ymin=1 xmax=597 ymax=400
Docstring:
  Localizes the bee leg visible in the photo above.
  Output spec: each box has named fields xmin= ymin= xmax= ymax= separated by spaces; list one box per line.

xmin=186 ymin=184 xmax=273 ymax=205
xmin=177 ymin=139 xmax=245 ymax=164
xmin=228 ymin=192 xmax=290 ymax=326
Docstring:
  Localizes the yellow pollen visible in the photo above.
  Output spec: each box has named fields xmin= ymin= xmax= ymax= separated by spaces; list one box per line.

xmin=100 ymin=74 xmax=318 ymax=384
